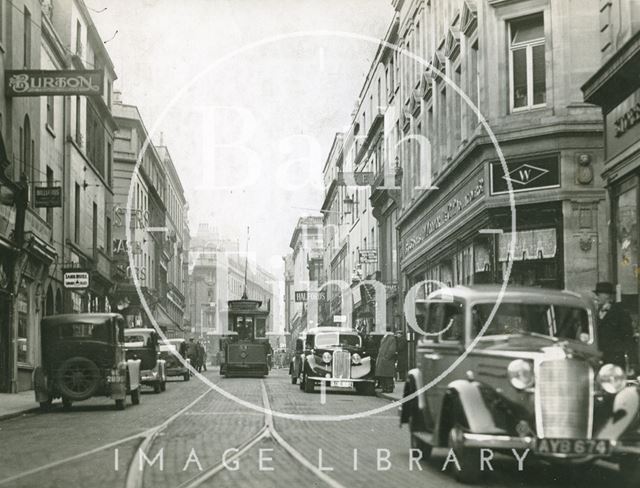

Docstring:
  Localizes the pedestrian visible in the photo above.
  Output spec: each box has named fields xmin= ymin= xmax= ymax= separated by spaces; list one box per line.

xmin=595 ymin=282 xmax=638 ymax=374
xmin=395 ymin=329 xmax=408 ymax=382
xmin=375 ymin=330 xmax=397 ymax=393
xmin=187 ymin=338 xmax=199 ymax=372
xmin=196 ymin=340 xmax=206 ymax=373
xmin=199 ymin=341 xmax=207 ymax=371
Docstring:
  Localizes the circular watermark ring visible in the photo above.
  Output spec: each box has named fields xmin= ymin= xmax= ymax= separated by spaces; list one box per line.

xmin=124 ymin=29 xmax=516 ymax=422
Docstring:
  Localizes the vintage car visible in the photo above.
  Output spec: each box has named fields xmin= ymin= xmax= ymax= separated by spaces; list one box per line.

xmin=124 ymin=328 xmax=167 ymax=393
xmin=160 ymin=338 xmax=191 ymax=381
xmin=300 ymin=326 xmax=375 ymax=395
xmin=400 ymin=286 xmax=640 ymax=485
xmin=34 ymin=313 xmax=142 ymax=411
xmin=288 ymin=334 xmax=305 ymax=384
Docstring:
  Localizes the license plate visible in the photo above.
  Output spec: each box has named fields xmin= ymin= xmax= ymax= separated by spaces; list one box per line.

xmin=535 ymin=438 xmax=611 ymax=456
xmin=331 ymin=381 xmax=351 ymax=388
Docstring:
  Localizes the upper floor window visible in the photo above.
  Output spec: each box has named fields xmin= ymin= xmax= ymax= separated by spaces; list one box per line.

xmin=509 ymin=13 xmax=545 ymax=111
xmin=76 ymin=20 xmax=82 ymax=56
xmin=23 ymin=7 xmax=31 ymax=68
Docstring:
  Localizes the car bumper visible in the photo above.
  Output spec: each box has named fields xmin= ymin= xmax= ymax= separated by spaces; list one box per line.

xmin=461 ymin=433 xmax=640 ymax=457
xmin=141 ymin=371 xmax=161 ymax=383
xmin=308 ymin=376 xmax=375 ymax=386
xmin=165 ymin=368 xmax=187 ymax=376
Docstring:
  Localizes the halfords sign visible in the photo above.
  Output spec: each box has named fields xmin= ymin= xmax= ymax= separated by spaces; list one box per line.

xmin=402 ymin=172 xmax=485 ymax=257
xmin=5 ymin=70 xmax=104 ymax=97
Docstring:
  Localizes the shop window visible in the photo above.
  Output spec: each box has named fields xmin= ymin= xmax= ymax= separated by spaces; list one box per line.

xmin=509 ymin=13 xmax=545 ymax=111
xmin=615 ymin=183 xmax=638 ymax=309
xmin=17 ymin=288 xmax=30 ymax=364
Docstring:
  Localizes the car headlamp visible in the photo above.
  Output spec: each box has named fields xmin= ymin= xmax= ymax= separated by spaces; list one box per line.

xmin=351 ymin=353 xmax=362 ymax=365
xmin=322 ymin=352 xmax=332 ymax=364
xmin=508 ymin=359 xmax=534 ymax=390
xmin=597 ymin=363 xmax=626 ymax=394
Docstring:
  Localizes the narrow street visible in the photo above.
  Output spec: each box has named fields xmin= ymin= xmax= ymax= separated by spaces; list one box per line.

xmin=0 ymin=370 xmax=623 ymax=488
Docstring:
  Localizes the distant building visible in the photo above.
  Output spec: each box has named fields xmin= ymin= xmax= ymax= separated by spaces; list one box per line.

xmin=189 ymin=223 xmax=275 ymax=358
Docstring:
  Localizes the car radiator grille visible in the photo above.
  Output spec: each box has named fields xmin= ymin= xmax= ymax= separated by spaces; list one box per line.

xmin=536 ymin=358 xmax=592 ymax=438
xmin=332 ymin=350 xmax=351 ymax=379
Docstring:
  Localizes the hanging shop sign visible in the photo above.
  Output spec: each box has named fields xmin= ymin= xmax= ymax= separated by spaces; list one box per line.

xmin=337 ymin=171 xmax=375 ymax=186
xmin=490 ymin=156 xmax=559 ymax=195
xmin=5 ymin=70 xmax=104 ymax=97
xmin=294 ymin=290 xmax=326 ymax=302
xmin=34 ymin=186 xmax=62 ymax=208
xmin=402 ymin=172 xmax=485 ymax=257
xmin=359 ymin=249 xmax=378 ymax=263
xmin=64 ymin=271 xmax=90 ymax=289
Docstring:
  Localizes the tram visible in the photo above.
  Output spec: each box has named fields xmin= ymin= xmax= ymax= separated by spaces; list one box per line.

xmin=219 ymin=294 xmax=271 ymax=377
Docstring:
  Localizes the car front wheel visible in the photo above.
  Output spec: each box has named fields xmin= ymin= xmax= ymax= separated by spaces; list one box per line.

xmin=620 ymin=457 xmax=640 ymax=487
xmin=153 ymin=381 xmax=162 ymax=394
xmin=304 ymin=376 xmax=315 ymax=393
xmin=409 ymin=414 xmax=432 ymax=461
xmin=447 ymin=424 xmax=481 ymax=484
xmin=115 ymin=399 xmax=126 ymax=411
xmin=291 ymin=375 xmax=297 ymax=385
xmin=160 ymin=381 xmax=166 ymax=392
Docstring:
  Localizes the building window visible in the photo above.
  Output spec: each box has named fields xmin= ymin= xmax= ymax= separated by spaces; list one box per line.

xmin=509 ymin=13 xmax=545 ymax=111
xmin=92 ymin=202 xmax=98 ymax=254
xmin=107 ymin=142 xmax=112 ymax=186
xmin=75 ymin=183 xmax=80 ymax=243
xmin=75 ymin=96 xmax=82 ymax=145
xmin=76 ymin=19 xmax=82 ymax=56
xmin=46 ymin=96 xmax=54 ymax=129
xmin=46 ymin=166 xmax=54 ymax=226
xmin=17 ymin=287 xmax=30 ymax=364
xmin=23 ymin=7 xmax=31 ymax=68
xmin=106 ymin=216 xmax=112 ymax=255
xmin=614 ymin=179 xmax=639 ymax=320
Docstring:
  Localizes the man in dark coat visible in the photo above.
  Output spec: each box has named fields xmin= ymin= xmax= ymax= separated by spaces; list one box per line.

xmin=595 ymin=282 xmax=638 ymax=374
xmin=395 ymin=330 xmax=408 ymax=382
xmin=376 ymin=332 xmax=397 ymax=393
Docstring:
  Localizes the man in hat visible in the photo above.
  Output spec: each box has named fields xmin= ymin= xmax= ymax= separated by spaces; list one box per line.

xmin=595 ymin=282 xmax=638 ymax=374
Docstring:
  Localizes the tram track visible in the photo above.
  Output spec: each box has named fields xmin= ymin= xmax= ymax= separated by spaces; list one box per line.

xmin=127 ymin=379 xmax=348 ymax=488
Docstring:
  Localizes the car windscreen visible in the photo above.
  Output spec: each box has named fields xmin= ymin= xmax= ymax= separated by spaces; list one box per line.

xmin=52 ymin=322 xmax=111 ymax=341
xmin=314 ymin=332 xmax=361 ymax=348
xmin=472 ymin=303 xmax=591 ymax=342
xmin=124 ymin=334 xmax=147 ymax=346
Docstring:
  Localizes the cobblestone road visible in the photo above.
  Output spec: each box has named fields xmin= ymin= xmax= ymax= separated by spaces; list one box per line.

xmin=0 ymin=368 xmax=624 ymax=488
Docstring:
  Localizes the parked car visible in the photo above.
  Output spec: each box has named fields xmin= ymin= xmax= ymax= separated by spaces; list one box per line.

xmin=288 ymin=335 xmax=305 ymax=384
xmin=400 ymin=286 xmax=640 ymax=485
xmin=299 ymin=327 xmax=375 ymax=395
xmin=34 ymin=313 xmax=142 ymax=411
xmin=160 ymin=338 xmax=191 ymax=381
xmin=124 ymin=328 xmax=167 ymax=393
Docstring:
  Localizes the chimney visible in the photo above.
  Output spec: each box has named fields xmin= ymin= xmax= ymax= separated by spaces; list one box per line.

xmin=113 ymin=90 xmax=123 ymax=104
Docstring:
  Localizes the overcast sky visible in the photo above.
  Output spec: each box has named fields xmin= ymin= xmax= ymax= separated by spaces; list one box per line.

xmin=86 ymin=0 xmax=393 ymax=276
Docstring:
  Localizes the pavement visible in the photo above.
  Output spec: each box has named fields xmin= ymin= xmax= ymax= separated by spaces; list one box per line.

xmin=0 ymin=390 xmax=38 ymax=421
xmin=376 ymin=381 xmax=403 ymax=402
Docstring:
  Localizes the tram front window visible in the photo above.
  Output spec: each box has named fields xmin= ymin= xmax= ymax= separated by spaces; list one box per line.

xmin=236 ymin=316 xmax=254 ymax=341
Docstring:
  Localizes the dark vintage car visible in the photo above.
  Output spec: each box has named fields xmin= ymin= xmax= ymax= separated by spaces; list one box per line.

xmin=34 ymin=313 xmax=142 ymax=411
xmin=124 ymin=328 xmax=167 ymax=393
xmin=160 ymin=338 xmax=191 ymax=381
xmin=400 ymin=286 xmax=640 ymax=485
xmin=288 ymin=334 xmax=305 ymax=385
xmin=299 ymin=327 xmax=375 ymax=395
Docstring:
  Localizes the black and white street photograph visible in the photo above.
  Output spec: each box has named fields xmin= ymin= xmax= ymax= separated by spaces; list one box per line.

xmin=0 ymin=0 xmax=639 ymax=487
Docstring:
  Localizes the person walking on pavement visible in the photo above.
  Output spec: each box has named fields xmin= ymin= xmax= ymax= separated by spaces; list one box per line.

xmin=197 ymin=341 xmax=207 ymax=372
xmin=395 ymin=329 xmax=408 ymax=382
xmin=187 ymin=338 xmax=199 ymax=372
xmin=376 ymin=330 xmax=397 ymax=393
xmin=595 ymin=282 xmax=638 ymax=374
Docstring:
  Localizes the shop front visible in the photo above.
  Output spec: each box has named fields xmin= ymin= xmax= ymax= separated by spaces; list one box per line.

xmin=583 ymin=29 xmax=640 ymax=324
xmin=399 ymin=146 xmax=607 ymax=327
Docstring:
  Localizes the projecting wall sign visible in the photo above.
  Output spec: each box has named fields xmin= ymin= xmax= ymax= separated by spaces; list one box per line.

xmin=5 ymin=70 xmax=104 ymax=97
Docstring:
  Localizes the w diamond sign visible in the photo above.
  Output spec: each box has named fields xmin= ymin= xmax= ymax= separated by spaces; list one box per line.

xmin=490 ymin=156 xmax=559 ymax=195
